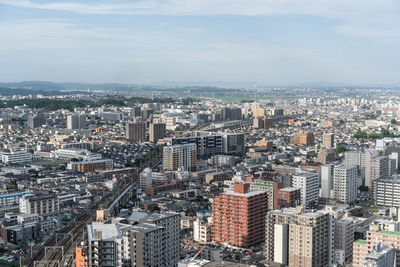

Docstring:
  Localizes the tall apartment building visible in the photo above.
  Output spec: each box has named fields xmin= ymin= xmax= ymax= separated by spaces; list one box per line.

xmin=365 ymin=149 xmax=383 ymax=188
xmin=321 ymin=165 xmax=334 ymax=199
xmin=87 ymin=212 xmax=180 ymax=267
xmin=291 ymin=172 xmax=319 ymax=209
xmin=249 ymin=180 xmax=283 ymax=210
xmin=221 ymin=107 xmax=242 ymax=121
xmin=171 ymin=131 xmax=244 ymax=158
xmin=288 ymin=211 xmax=333 ymax=267
xmin=253 ymin=117 xmax=274 ymax=129
xmin=141 ymin=213 xmax=180 ymax=266
xmin=344 ymin=151 xmax=366 ymax=168
xmin=19 ymin=193 xmax=59 ymax=215
xmin=333 ymin=165 xmax=358 ymax=204
xmin=122 ymin=224 xmax=164 ymax=266
xmin=67 ymin=114 xmax=87 ymax=130
xmin=27 ymin=113 xmax=45 ymax=128
xmin=322 ymin=133 xmax=335 ymax=149
xmin=221 ymin=132 xmax=245 ymax=155
xmin=163 ymin=143 xmax=197 ymax=172
xmin=87 ymin=224 xmax=123 ymax=267
xmin=334 ymin=218 xmax=354 ymax=265
xmin=212 ymin=183 xmax=268 ymax=247
xmin=172 ymin=133 xmax=223 ymax=158
xmin=265 ymin=207 xmax=334 ymax=267
xmin=290 ymin=131 xmax=315 ymax=146
xmin=149 ymin=123 xmax=166 ymax=143
xmin=126 ymin=121 xmax=146 ymax=142
xmin=373 ymin=177 xmax=400 ymax=207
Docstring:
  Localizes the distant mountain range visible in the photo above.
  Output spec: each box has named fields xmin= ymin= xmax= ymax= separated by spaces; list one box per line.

xmin=0 ymin=81 xmax=399 ymax=95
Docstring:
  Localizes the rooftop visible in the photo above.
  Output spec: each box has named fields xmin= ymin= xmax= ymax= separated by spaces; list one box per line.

xmin=87 ymin=224 xmax=122 ymax=242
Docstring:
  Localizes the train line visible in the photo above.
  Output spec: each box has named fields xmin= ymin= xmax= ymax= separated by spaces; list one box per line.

xmin=28 ymin=152 xmax=162 ymax=267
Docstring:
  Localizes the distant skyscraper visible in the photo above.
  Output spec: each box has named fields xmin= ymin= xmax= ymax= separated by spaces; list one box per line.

xmin=149 ymin=123 xmax=166 ymax=143
xmin=126 ymin=121 xmax=146 ymax=142
xmin=322 ymin=133 xmax=335 ymax=148
xmin=67 ymin=114 xmax=87 ymax=130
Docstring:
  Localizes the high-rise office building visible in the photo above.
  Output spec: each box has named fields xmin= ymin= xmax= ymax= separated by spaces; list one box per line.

xmin=67 ymin=114 xmax=87 ymax=130
xmin=334 ymin=165 xmax=358 ymax=204
xmin=291 ymin=172 xmax=319 ymax=209
xmin=163 ymin=143 xmax=197 ymax=172
xmin=212 ymin=183 xmax=268 ymax=247
xmin=149 ymin=123 xmax=166 ymax=143
xmin=322 ymin=133 xmax=335 ymax=149
xmin=126 ymin=121 xmax=146 ymax=142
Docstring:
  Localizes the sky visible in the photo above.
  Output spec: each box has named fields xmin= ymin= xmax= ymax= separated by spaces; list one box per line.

xmin=0 ymin=0 xmax=400 ymax=86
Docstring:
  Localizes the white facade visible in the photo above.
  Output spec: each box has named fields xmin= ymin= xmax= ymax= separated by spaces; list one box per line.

xmin=193 ymin=218 xmax=211 ymax=244
xmin=291 ymin=172 xmax=319 ymax=208
xmin=321 ymin=165 xmax=334 ymax=199
xmin=334 ymin=165 xmax=358 ymax=204
xmin=19 ymin=193 xmax=59 ymax=215
xmin=0 ymin=149 xmax=32 ymax=164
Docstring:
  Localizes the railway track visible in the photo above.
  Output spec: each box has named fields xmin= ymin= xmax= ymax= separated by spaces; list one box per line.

xmin=28 ymin=152 xmax=162 ymax=267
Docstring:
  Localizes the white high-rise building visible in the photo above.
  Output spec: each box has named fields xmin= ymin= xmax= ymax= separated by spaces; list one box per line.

xmin=321 ymin=165 xmax=334 ymax=199
xmin=334 ymin=165 xmax=358 ymax=204
xmin=67 ymin=114 xmax=87 ymax=130
xmin=291 ymin=172 xmax=319 ymax=209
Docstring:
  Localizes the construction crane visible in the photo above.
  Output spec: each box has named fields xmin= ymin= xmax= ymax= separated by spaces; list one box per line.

xmin=186 ymin=245 xmax=207 ymax=267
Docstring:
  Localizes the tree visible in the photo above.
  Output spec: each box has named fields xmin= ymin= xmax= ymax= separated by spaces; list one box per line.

xmin=336 ymin=144 xmax=348 ymax=154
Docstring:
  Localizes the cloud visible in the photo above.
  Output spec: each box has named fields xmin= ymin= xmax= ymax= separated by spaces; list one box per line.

xmin=1 ymin=0 xmax=399 ymax=41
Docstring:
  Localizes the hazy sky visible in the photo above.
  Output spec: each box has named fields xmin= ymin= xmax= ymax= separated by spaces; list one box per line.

xmin=0 ymin=0 xmax=400 ymax=85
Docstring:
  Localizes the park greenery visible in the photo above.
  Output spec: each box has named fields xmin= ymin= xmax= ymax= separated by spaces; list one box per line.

xmin=353 ymin=127 xmax=397 ymax=139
